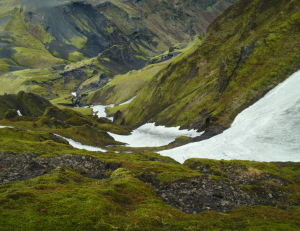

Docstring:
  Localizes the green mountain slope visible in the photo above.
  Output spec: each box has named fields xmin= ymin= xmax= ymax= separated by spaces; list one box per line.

xmin=121 ymin=0 xmax=300 ymax=131
xmin=1 ymin=1 xmax=300 ymax=229
xmin=0 ymin=0 xmax=235 ymax=74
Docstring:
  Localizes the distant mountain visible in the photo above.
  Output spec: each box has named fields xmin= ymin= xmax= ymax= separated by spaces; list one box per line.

xmin=0 ymin=0 xmax=235 ymax=74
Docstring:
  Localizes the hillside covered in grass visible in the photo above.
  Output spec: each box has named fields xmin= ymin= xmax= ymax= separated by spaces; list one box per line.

xmin=0 ymin=0 xmax=235 ymax=74
xmin=0 ymin=0 xmax=300 ymax=230
xmin=119 ymin=0 xmax=300 ymax=133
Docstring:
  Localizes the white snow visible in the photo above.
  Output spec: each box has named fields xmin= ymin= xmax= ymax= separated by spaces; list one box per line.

xmin=86 ymin=96 xmax=136 ymax=120
xmin=119 ymin=96 xmax=136 ymax=106
xmin=0 ymin=126 xmax=12 ymax=129
xmin=107 ymin=117 xmax=114 ymax=121
xmin=91 ymin=104 xmax=114 ymax=118
xmin=17 ymin=110 xmax=22 ymax=116
xmin=108 ymin=123 xmax=203 ymax=147
xmin=55 ymin=134 xmax=106 ymax=152
xmin=159 ymin=70 xmax=300 ymax=163
xmin=71 ymin=92 xmax=77 ymax=97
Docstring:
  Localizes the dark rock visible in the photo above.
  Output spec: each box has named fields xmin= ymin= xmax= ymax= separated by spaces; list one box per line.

xmin=0 ymin=153 xmax=122 ymax=185
xmin=105 ymin=162 xmax=123 ymax=171
xmin=113 ymin=110 xmax=123 ymax=123
xmin=4 ymin=109 xmax=18 ymax=119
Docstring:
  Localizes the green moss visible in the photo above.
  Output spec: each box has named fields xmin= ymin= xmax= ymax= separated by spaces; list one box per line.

xmin=87 ymin=60 xmax=171 ymax=105
xmin=135 ymin=55 xmax=148 ymax=61
xmin=68 ymin=51 xmax=85 ymax=62
xmin=69 ymin=36 xmax=87 ymax=50
xmin=123 ymin=0 xmax=300 ymax=130
xmin=1 ymin=169 xmax=300 ymax=230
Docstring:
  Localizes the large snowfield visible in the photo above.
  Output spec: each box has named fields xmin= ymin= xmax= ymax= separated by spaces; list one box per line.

xmin=159 ymin=70 xmax=300 ymax=163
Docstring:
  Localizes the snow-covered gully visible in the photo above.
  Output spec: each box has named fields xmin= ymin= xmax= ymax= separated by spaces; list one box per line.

xmin=159 ymin=70 xmax=300 ymax=163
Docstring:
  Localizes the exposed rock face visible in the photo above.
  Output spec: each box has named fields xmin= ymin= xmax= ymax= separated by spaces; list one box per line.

xmin=0 ymin=152 xmax=122 ymax=185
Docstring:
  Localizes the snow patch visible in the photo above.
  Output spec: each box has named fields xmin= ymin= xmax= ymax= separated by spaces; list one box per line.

xmin=17 ymin=110 xmax=22 ymax=116
xmin=71 ymin=92 xmax=77 ymax=97
xmin=107 ymin=117 xmax=114 ymax=121
xmin=108 ymin=123 xmax=203 ymax=147
xmin=159 ymin=70 xmax=300 ymax=163
xmin=119 ymin=96 xmax=136 ymax=106
xmin=55 ymin=134 xmax=106 ymax=152
xmin=0 ymin=126 xmax=12 ymax=129
xmin=91 ymin=104 xmax=114 ymax=118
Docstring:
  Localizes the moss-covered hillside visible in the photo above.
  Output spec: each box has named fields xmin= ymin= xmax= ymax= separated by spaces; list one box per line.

xmin=1 ymin=0 xmax=300 ymax=230
xmin=0 ymin=92 xmax=300 ymax=230
xmin=0 ymin=0 xmax=235 ymax=74
xmin=120 ymin=0 xmax=300 ymax=132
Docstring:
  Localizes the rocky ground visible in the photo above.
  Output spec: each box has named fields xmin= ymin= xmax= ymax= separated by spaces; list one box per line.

xmin=0 ymin=152 xmax=122 ymax=184
xmin=2 ymin=152 xmax=299 ymax=215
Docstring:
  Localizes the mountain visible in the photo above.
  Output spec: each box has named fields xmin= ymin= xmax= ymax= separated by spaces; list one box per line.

xmin=0 ymin=0 xmax=300 ymax=230
xmin=118 ymin=0 xmax=300 ymax=133
xmin=0 ymin=0 xmax=235 ymax=74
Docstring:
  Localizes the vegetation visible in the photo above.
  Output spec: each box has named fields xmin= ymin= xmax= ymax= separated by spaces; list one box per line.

xmin=0 ymin=0 xmax=299 ymax=230
xmin=86 ymin=60 xmax=171 ymax=106
xmin=122 ymin=0 xmax=300 ymax=131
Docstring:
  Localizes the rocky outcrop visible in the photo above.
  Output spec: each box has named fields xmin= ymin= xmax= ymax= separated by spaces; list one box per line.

xmin=139 ymin=167 xmax=299 ymax=214
xmin=0 ymin=152 xmax=123 ymax=185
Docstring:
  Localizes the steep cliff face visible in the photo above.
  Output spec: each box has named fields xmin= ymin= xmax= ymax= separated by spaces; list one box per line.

xmin=121 ymin=0 xmax=300 ymax=131
xmin=0 ymin=0 xmax=235 ymax=74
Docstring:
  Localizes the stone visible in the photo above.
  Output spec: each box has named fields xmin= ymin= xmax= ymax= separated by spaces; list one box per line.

xmin=268 ymin=193 xmax=273 ymax=198
xmin=161 ymin=193 xmax=167 ymax=198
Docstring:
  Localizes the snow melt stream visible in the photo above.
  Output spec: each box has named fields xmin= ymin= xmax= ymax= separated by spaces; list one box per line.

xmin=159 ymin=70 xmax=300 ymax=163
xmin=108 ymin=123 xmax=202 ymax=147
